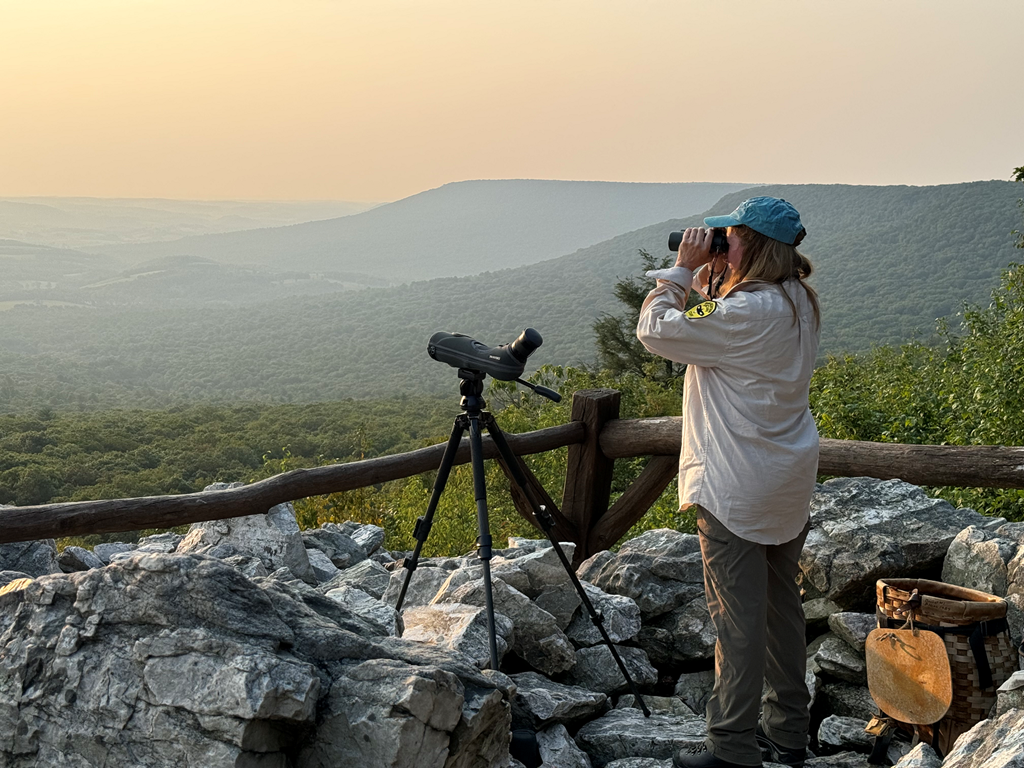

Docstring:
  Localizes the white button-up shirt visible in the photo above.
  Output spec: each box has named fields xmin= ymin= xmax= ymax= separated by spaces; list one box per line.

xmin=637 ymin=266 xmax=820 ymax=545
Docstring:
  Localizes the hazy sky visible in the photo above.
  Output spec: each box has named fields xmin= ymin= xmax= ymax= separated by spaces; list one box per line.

xmin=1 ymin=0 xmax=1020 ymax=201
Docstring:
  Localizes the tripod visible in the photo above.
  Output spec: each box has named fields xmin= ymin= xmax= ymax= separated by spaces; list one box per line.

xmin=395 ymin=367 xmax=650 ymax=716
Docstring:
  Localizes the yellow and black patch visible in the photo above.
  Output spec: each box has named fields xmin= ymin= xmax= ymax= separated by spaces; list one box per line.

xmin=685 ymin=300 xmax=718 ymax=319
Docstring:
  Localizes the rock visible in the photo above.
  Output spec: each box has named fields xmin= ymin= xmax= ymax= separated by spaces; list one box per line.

xmin=996 ymin=670 xmax=1024 ymax=716
xmin=577 ymin=529 xmax=705 ymax=621
xmin=337 ymin=521 xmax=386 ymax=556
xmin=401 ymin=603 xmax=514 ymax=668
xmin=813 ymin=635 xmax=867 ymax=684
xmin=804 ymin=597 xmax=842 ymax=635
xmin=561 ymin=644 xmax=658 ymax=695
xmin=502 ymin=543 xmax=577 ymax=597
xmin=383 ymin=565 xmax=452 ymax=609
xmin=943 ymin=524 xmax=1024 ymax=643
xmin=319 ymin=558 xmax=392 ymax=600
xmin=604 ymin=760 xmax=673 ymax=768
xmin=436 ymin=559 xmax=532 ymax=598
xmin=637 ymin=595 xmax=717 ymax=668
xmin=0 ymin=571 xmax=32 ymax=589
xmin=673 ymin=669 xmax=716 ymax=716
xmin=534 ymin=581 xmax=583 ymax=630
xmin=892 ymin=743 xmax=942 ymax=768
xmin=443 ymin=577 xmax=576 ymax=676
xmin=537 ymin=723 xmax=593 ymax=767
xmin=222 ymin=554 xmax=269 ymax=579
xmin=828 ymin=613 xmax=877 ymax=654
xmin=800 ymin=478 xmax=988 ymax=610
xmin=92 ymin=541 xmax=135 ymax=563
xmin=302 ymin=524 xmax=368 ymax=569
xmin=136 ymin=532 xmax=183 ymax=553
xmin=940 ymin=708 xmax=1024 ymax=768
xmin=509 ymin=671 xmax=608 ymax=729
xmin=820 ymin=682 xmax=878 ymax=721
xmin=57 ymin=545 xmax=104 ymax=572
xmin=324 ymin=584 xmax=401 ymax=637
xmin=306 ymin=548 xmax=341 ymax=583
xmin=616 ymin=694 xmax=695 ymax=717
xmin=178 ymin=495 xmax=316 ymax=584
xmin=575 ymin=708 xmax=705 ymax=767
xmin=0 ymin=540 xmax=61 ymax=576
xmin=0 ymin=551 xmax=513 ymax=767
xmin=805 ymin=753 xmax=875 ymax=768
xmin=567 ymin=582 xmax=642 ymax=647
xmin=817 ymin=715 xmax=873 ymax=754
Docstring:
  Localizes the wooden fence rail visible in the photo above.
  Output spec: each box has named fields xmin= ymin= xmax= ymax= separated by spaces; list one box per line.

xmin=2 ymin=389 xmax=1023 ymax=556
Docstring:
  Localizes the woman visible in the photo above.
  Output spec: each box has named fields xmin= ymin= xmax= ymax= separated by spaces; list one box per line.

xmin=636 ymin=197 xmax=820 ymax=768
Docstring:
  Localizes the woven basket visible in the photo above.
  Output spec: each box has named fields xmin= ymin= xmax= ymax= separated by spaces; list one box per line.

xmin=876 ymin=578 xmax=1017 ymax=754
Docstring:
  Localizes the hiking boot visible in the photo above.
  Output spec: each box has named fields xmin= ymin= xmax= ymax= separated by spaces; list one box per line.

xmin=755 ymin=725 xmax=807 ymax=768
xmin=674 ymin=741 xmax=761 ymax=768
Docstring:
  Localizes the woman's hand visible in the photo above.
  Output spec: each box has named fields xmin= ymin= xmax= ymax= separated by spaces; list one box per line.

xmin=674 ymin=227 xmax=716 ymax=271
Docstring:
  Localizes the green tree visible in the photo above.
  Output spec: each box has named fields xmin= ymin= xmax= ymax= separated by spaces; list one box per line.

xmin=1013 ymin=165 xmax=1024 ymax=249
xmin=592 ymin=250 xmax=695 ymax=384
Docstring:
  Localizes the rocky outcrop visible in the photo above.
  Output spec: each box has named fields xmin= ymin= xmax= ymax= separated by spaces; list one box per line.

xmin=1 ymin=476 xmax=1022 ymax=768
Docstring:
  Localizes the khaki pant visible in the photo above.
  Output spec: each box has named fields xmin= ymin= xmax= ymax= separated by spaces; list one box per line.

xmin=696 ymin=507 xmax=811 ymax=766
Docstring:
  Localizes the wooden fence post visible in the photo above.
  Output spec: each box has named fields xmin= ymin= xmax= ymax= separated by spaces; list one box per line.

xmin=560 ymin=388 xmax=620 ymax=564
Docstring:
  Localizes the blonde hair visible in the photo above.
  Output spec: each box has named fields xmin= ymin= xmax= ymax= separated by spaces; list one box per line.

xmin=732 ymin=225 xmax=820 ymax=328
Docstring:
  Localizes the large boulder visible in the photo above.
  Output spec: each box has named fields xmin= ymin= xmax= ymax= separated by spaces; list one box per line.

xmin=577 ymin=530 xmax=704 ymax=621
xmin=940 ymin=708 xmax=1024 ymax=768
xmin=508 ymin=671 xmax=608 ymax=730
xmin=942 ymin=523 xmax=1024 ymax=643
xmin=0 ymin=540 xmax=60 ymax=577
xmin=800 ymin=478 xmax=993 ymax=610
xmin=0 ymin=552 xmax=513 ymax=768
xmin=574 ymin=708 xmax=705 ymax=767
xmin=178 ymin=491 xmax=316 ymax=584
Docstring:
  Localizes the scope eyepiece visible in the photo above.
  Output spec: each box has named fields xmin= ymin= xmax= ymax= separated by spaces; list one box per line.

xmin=508 ymin=328 xmax=542 ymax=363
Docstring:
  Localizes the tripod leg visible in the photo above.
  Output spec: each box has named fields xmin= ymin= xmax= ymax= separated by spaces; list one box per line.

xmin=395 ymin=416 xmax=466 ymax=613
xmin=483 ymin=413 xmax=652 ymax=717
xmin=468 ymin=412 xmax=501 ymax=671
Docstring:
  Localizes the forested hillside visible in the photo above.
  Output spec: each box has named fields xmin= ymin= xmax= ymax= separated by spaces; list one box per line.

xmin=0 ymin=181 xmax=1018 ymax=412
xmin=95 ymin=180 xmax=752 ymax=280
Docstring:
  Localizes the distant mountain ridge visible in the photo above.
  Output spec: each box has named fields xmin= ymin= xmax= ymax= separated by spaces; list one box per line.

xmin=0 ymin=180 xmax=1019 ymax=412
xmin=94 ymin=180 xmax=755 ymax=281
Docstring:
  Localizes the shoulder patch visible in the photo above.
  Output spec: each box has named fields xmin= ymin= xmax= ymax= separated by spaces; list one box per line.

xmin=685 ymin=300 xmax=718 ymax=319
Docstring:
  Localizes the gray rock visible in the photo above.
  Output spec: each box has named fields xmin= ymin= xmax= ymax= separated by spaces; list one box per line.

xmin=537 ymin=723 xmax=593 ymax=767
xmin=940 ymin=708 xmax=1024 ymax=768
xmin=91 ymin=541 xmax=136 ymax=563
xmin=221 ymin=554 xmax=269 ymax=579
xmin=383 ymin=565 xmax=451 ymax=609
xmin=892 ymin=743 xmax=942 ymax=768
xmin=800 ymin=478 xmax=988 ymax=610
xmin=577 ymin=529 xmax=705 ymax=620
xmin=534 ymin=581 xmax=583 ymax=630
xmin=336 ymin=521 xmax=386 ymax=556
xmin=436 ymin=559 xmax=533 ymax=598
xmin=302 ymin=524 xmax=368 ymax=569
xmin=319 ymin=558 xmax=392 ymax=600
xmin=401 ymin=603 xmax=514 ymax=669
xmin=638 ymin=595 xmax=717 ymax=668
xmin=575 ymin=708 xmax=706 ymax=767
xmin=813 ymin=635 xmax=867 ymax=684
xmin=805 ymin=753 xmax=875 ymax=768
xmin=444 ymin=577 xmax=576 ymax=676
xmin=828 ymin=612 xmax=877 ymax=653
xmin=820 ymin=682 xmax=878 ymax=721
xmin=178 ymin=495 xmax=316 ymax=584
xmin=509 ymin=671 xmax=608 ymax=729
xmin=446 ymin=681 xmax=513 ymax=768
xmin=616 ymin=694 xmax=695 ymax=717
xmin=306 ymin=548 xmax=341 ymax=583
xmin=0 ymin=540 xmax=61 ymax=576
xmin=996 ymin=670 xmax=1024 ymax=716
xmin=603 ymin=760 xmax=673 ymax=768
xmin=804 ymin=597 xmax=842 ymax=635
xmin=561 ymin=644 xmax=658 ymax=695
xmin=324 ymin=584 xmax=401 ymax=637
xmin=567 ymin=582 xmax=642 ymax=647
xmin=136 ymin=532 xmax=183 ymax=553
xmin=57 ymin=545 xmax=104 ymax=572
xmin=817 ymin=715 xmax=873 ymax=753
xmin=673 ymin=669 xmax=716 ymax=716
xmin=943 ymin=524 xmax=1024 ymax=643
xmin=0 ymin=571 xmax=32 ymax=589
xmin=503 ymin=543 xmax=577 ymax=597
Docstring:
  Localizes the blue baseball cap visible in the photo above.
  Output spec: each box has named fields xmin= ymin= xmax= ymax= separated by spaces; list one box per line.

xmin=703 ymin=196 xmax=805 ymax=245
